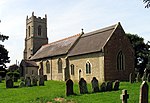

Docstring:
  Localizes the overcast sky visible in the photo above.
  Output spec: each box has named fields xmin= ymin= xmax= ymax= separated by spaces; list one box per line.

xmin=0 ymin=0 xmax=150 ymax=66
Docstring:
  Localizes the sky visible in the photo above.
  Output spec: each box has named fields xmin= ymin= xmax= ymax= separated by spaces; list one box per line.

xmin=0 ymin=0 xmax=150 ymax=67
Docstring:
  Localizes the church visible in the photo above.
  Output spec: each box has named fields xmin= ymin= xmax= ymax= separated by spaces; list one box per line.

xmin=21 ymin=12 xmax=134 ymax=83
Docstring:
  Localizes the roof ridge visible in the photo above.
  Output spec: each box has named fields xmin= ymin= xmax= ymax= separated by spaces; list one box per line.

xmin=43 ymin=33 xmax=81 ymax=47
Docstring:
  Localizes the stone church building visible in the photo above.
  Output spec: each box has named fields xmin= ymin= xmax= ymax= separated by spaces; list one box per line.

xmin=22 ymin=12 xmax=134 ymax=83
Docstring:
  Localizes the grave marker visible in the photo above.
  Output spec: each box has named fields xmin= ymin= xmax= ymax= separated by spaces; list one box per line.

xmin=139 ymin=81 xmax=148 ymax=103
xmin=114 ymin=80 xmax=120 ymax=90
xmin=120 ymin=89 xmax=129 ymax=103
xmin=79 ymin=78 xmax=88 ymax=94
xmin=91 ymin=77 xmax=99 ymax=92
xmin=66 ymin=79 xmax=74 ymax=96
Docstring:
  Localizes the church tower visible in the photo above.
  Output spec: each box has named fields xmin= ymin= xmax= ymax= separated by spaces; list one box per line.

xmin=24 ymin=12 xmax=48 ymax=60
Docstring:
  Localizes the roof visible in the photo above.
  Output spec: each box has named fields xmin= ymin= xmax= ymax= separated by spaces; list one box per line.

xmin=20 ymin=60 xmax=38 ymax=67
xmin=68 ymin=23 xmax=118 ymax=56
xmin=30 ymin=34 xmax=80 ymax=60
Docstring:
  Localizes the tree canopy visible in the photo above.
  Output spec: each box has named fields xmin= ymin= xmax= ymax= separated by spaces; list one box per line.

xmin=126 ymin=33 xmax=150 ymax=75
xmin=0 ymin=34 xmax=10 ymax=77
xmin=143 ymin=0 xmax=150 ymax=8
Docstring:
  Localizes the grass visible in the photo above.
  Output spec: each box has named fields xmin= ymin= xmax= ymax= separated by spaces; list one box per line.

xmin=0 ymin=80 xmax=149 ymax=103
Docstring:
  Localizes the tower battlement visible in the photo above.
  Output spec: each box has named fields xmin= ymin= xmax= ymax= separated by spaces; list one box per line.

xmin=26 ymin=12 xmax=47 ymax=24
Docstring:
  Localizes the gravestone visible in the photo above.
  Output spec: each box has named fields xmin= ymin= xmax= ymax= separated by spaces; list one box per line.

xmin=114 ymin=80 xmax=120 ymax=90
xmin=120 ymin=89 xmax=129 ymax=103
xmin=100 ymin=82 xmax=106 ymax=92
xmin=91 ymin=77 xmax=99 ymax=92
xmin=136 ymin=73 xmax=141 ymax=82
xmin=39 ymin=75 xmax=44 ymax=86
xmin=25 ymin=77 xmax=31 ymax=87
xmin=6 ymin=78 xmax=13 ymax=88
xmin=31 ymin=76 xmax=38 ymax=86
xmin=66 ymin=79 xmax=74 ymax=96
xmin=44 ymin=75 xmax=47 ymax=81
xmin=129 ymin=73 xmax=135 ymax=83
xmin=139 ymin=81 xmax=148 ymax=103
xmin=106 ymin=81 xmax=113 ymax=91
xmin=0 ymin=76 xmax=2 ymax=82
xmin=19 ymin=81 xmax=25 ymax=88
xmin=79 ymin=78 xmax=88 ymax=94
xmin=147 ymin=73 xmax=150 ymax=82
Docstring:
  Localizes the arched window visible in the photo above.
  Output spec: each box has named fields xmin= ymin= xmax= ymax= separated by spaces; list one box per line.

xmin=86 ymin=62 xmax=91 ymax=74
xmin=58 ymin=58 xmax=62 ymax=73
xmin=39 ymin=61 xmax=43 ymax=75
xmin=28 ymin=26 xmax=30 ymax=37
xmin=46 ymin=60 xmax=50 ymax=73
xmin=38 ymin=25 xmax=42 ymax=36
xmin=117 ymin=51 xmax=125 ymax=70
xmin=70 ymin=64 xmax=75 ymax=75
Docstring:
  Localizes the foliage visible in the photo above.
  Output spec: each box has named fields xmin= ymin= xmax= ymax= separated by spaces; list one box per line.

xmin=143 ymin=0 xmax=150 ymax=8
xmin=0 ymin=44 xmax=10 ymax=77
xmin=0 ymin=32 xmax=10 ymax=77
xmin=0 ymin=34 xmax=9 ymax=42
xmin=0 ymin=80 xmax=150 ymax=103
xmin=126 ymin=33 xmax=150 ymax=75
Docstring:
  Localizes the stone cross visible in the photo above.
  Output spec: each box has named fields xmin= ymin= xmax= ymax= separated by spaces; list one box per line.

xmin=139 ymin=81 xmax=149 ymax=103
xmin=66 ymin=79 xmax=74 ymax=96
xmin=120 ymin=89 xmax=129 ymax=103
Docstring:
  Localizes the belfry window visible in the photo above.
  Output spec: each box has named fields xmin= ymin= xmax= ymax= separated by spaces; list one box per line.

xmin=58 ymin=58 xmax=62 ymax=73
xmin=117 ymin=51 xmax=125 ymax=70
xmin=70 ymin=64 xmax=75 ymax=75
xmin=38 ymin=25 xmax=42 ymax=36
xmin=86 ymin=62 xmax=91 ymax=74
xmin=46 ymin=60 xmax=50 ymax=73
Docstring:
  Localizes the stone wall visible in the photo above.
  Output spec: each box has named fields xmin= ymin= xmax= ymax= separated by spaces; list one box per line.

xmin=104 ymin=24 xmax=134 ymax=81
xmin=69 ymin=52 xmax=104 ymax=83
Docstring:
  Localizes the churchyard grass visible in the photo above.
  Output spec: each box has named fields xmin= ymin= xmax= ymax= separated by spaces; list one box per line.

xmin=0 ymin=80 xmax=149 ymax=103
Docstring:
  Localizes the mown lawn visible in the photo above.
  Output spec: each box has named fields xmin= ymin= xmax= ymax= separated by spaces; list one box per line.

xmin=0 ymin=80 xmax=149 ymax=103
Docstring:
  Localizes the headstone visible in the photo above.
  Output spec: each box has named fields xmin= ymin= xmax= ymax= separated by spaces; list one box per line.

xmin=106 ymin=81 xmax=113 ymax=91
xmin=39 ymin=75 xmax=44 ymax=86
xmin=66 ymin=79 xmax=74 ymax=96
xmin=19 ymin=81 xmax=25 ymax=88
xmin=6 ymin=78 xmax=13 ymax=88
xmin=120 ymin=89 xmax=129 ymax=103
xmin=0 ymin=76 xmax=2 ymax=82
xmin=44 ymin=75 xmax=47 ymax=81
xmin=25 ymin=77 xmax=31 ymax=87
xmin=129 ymin=73 xmax=135 ymax=83
xmin=114 ymin=80 xmax=120 ymax=90
xmin=136 ymin=73 xmax=141 ymax=82
xmin=139 ymin=81 xmax=148 ymax=103
xmin=31 ymin=76 xmax=38 ymax=86
xmin=142 ymin=69 xmax=147 ymax=81
xmin=100 ymin=82 xmax=106 ymax=92
xmin=147 ymin=73 xmax=150 ymax=82
xmin=91 ymin=77 xmax=99 ymax=92
xmin=79 ymin=78 xmax=88 ymax=94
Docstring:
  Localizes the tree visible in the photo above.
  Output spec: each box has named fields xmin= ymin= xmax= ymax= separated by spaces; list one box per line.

xmin=143 ymin=0 xmax=150 ymax=8
xmin=126 ymin=33 xmax=150 ymax=75
xmin=0 ymin=33 xmax=10 ymax=77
